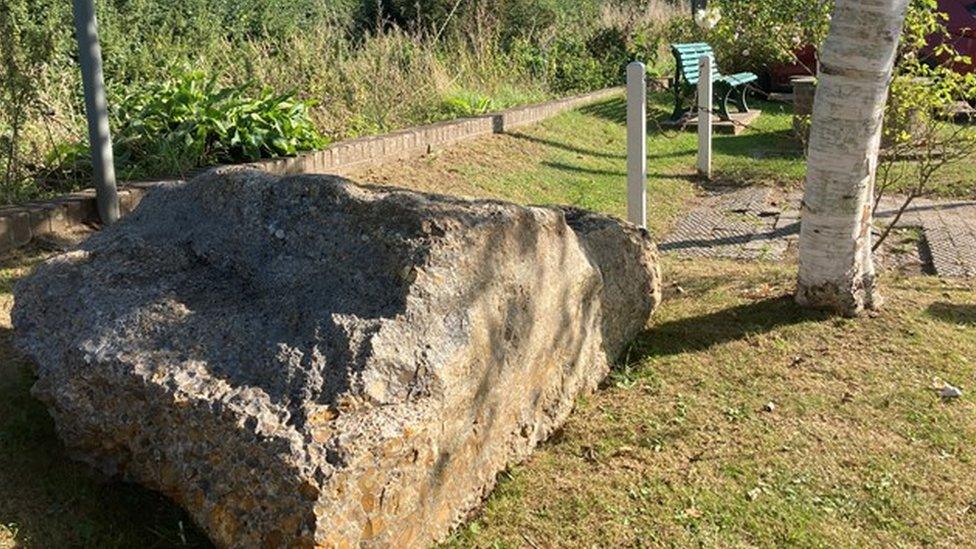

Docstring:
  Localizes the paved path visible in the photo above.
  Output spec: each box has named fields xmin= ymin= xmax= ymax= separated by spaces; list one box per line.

xmin=661 ymin=186 xmax=976 ymax=278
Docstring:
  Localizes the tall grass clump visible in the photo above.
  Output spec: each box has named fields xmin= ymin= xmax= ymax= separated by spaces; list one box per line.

xmin=0 ymin=0 xmax=682 ymax=204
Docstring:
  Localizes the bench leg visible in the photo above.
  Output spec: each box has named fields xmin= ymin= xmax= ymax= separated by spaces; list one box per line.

xmin=671 ymin=87 xmax=686 ymax=121
xmin=732 ymin=85 xmax=750 ymax=113
xmin=716 ymin=87 xmax=733 ymax=121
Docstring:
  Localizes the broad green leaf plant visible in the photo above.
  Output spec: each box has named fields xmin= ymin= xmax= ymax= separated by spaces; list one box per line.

xmin=113 ymin=72 xmax=328 ymax=177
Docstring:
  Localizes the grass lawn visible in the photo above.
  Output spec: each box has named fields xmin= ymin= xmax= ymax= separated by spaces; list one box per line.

xmin=351 ymin=93 xmax=812 ymax=239
xmin=1 ymin=93 xmax=975 ymax=547
xmin=444 ymin=259 xmax=976 ymax=547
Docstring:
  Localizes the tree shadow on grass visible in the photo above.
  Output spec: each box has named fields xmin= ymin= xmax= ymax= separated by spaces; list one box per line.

xmin=507 ymin=132 xmax=626 ymax=160
xmin=927 ymin=302 xmax=976 ymax=326
xmin=540 ymin=159 xmax=701 ymax=186
xmin=542 ymin=161 xmax=626 ymax=177
xmin=712 ymin=129 xmax=804 ymax=160
xmin=513 ymin=95 xmax=710 ymax=166
xmin=660 ymin=221 xmax=799 ymax=253
xmin=578 ymin=94 xmax=677 ymax=128
xmin=0 ymin=327 xmax=212 ymax=548
xmin=623 ymin=296 xmax=830 ymax=362
xmin=578 ymin=98 xmax=628 ymax=126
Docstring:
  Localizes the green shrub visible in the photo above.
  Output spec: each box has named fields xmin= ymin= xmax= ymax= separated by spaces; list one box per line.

xmin=884 ymin=0 xmax=976 ymax=146
xmin=0 ymin=0 xmax=78 ymax=203
xmin=512 ymin=3 xmax=680 ymax=93
xmin=438 ymin=90 xmax=495 ymax=118
xmin=111 ymin=72 xmax=328 ymax=177
xmin=677 ymin=0 xmax=832 ymax=73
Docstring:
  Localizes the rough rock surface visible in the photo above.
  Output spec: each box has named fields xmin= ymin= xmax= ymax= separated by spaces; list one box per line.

xmin=13 ymin=168 xmax=661 ymax=547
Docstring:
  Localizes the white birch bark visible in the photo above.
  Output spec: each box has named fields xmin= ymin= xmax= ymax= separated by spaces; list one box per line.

xmin=796 ymin=0 xmax=910 ymax=315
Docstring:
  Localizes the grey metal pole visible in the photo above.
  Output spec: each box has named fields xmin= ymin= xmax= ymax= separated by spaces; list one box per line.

xmin=73 ymin=0 xmax=120 ymax=225
xmin=626 ymin=61 xmax=647 ymax=229
xmin=697 ymin=55 xmax=713 ymax=180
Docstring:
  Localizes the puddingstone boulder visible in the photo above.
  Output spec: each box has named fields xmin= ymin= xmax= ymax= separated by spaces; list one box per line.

xmin=13 ymin=169 xmax=661 ymax=547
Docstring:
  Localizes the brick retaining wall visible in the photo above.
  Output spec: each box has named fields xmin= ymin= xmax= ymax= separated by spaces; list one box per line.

xmin=0 ymin=87 xmax=623 ymax=254
xmin=246 ymin=87 xmax=622 ymax=176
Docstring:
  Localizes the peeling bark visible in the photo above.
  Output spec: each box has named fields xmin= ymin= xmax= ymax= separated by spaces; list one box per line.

xmin=796 ymin=0 xmax=909 ymax=316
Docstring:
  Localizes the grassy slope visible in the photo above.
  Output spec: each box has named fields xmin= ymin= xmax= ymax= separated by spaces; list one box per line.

xmin=1 ymin=94 xmax=974 ymax=547
xmin=351 ymin=93 xmax=809 ymax=238
xmin=354 ymin=93 xmax=973 ymax=215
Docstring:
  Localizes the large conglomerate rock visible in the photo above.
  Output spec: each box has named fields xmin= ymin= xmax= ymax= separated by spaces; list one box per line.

xmin=13 ymin=169 xmax=661 ymax=547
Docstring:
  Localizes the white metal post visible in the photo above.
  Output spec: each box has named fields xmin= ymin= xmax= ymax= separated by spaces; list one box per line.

xmin=626 ymin=61 xmax=647 ymax=229
xmin=697 ymin=54 xmax=713 ymax=180
xmin=73 ymin=0 xmax=120 ymax=224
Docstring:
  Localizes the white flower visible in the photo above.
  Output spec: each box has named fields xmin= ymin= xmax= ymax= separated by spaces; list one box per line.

xmin=792 ymin=35 xmax=802 ymax=46
xmin=694 ymin=7 xmax=722 ymax=31
xmin=694 ymin=9 xmax=707 ymax=28
xmin=742 ymin=49 xmax=751 ymax=57
xmin=707 ymin=10 xmax=722 ymax=28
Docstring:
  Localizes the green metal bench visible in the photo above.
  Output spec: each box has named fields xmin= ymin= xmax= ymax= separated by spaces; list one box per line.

xmin=670 ymin=42 xmax=758 ymax=121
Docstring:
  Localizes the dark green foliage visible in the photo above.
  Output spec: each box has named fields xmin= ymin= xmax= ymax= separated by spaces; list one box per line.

xmin=437 ymin=90 xmax=496 ymax=118
xmin=515 ymin=18 xmax=671 ymax=93
xmin=674 ymin=0 xmax=833 ymax=72
xmin=362 ymin=0 xmax=603 ymax=39
xmin=112 ymin=73 xmax=327 ymax=177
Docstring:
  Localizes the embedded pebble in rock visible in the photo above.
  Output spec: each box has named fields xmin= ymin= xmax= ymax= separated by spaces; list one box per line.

xmin=13 ymin=168 xmax=662 ymax=547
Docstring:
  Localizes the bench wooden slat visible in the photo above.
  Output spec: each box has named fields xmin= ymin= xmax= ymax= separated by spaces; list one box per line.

xmin=680 ymin=61 xmax=721 ymax=73
xmin=683 ymin=73 xmax=725 ymax=86
xmin=721 ymin=73 xmax=758 ymax=87
xmin=672 ymin=42 xmax=712 ymax=52
xmin=680 ymin=65 xmax=722 ymax=76
xmin=677 ymin=55 xmax=717 ymax=66
xmin=678 ymin=61 xmax=720 ymax=73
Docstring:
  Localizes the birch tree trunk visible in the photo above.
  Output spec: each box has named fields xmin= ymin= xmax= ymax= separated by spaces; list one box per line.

xmin=796 ymin=0 xmax=910 ymax=316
